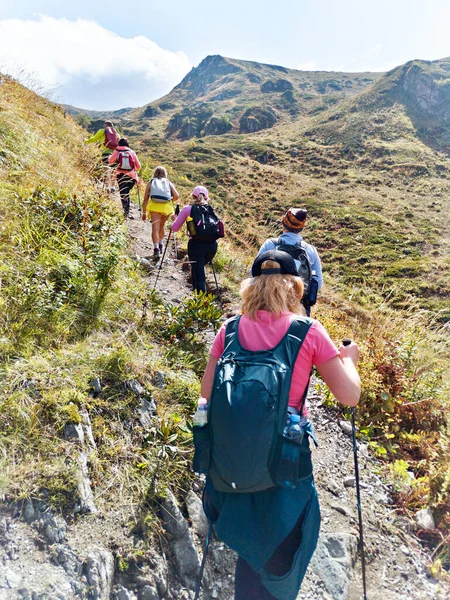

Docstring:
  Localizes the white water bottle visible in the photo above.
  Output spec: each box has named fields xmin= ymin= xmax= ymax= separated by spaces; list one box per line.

xmin=193 ymin=398 xmax=208 ymax=427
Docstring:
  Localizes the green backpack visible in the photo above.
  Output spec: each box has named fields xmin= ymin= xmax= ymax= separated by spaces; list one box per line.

xmin=194 ymin=315 xmax=313 ymax=493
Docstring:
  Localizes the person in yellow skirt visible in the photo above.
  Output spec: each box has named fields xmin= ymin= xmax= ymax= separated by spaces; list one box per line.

xmin=142 ymin=166 xmax=180 ymax=257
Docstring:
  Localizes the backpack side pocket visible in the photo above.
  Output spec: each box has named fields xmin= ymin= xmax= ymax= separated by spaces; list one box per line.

xmin=193 ymin=423 xmax=211 ymax=474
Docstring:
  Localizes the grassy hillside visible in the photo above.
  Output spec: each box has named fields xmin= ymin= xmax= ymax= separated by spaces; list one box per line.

xmin=122 ymin=55 xmax=381 ymax=140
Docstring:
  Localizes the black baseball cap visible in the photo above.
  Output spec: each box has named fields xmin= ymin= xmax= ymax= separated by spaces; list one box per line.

xmin=251 ymin=250 xmax=298 ymax=277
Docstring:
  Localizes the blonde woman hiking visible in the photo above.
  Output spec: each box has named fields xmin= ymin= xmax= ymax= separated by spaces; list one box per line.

xmin=142 ymin=166 xmax=179 ymax=257
xmin=196 ymin=250 xmax=361 ymax=600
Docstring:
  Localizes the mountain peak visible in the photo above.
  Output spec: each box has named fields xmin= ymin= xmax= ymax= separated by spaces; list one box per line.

xmin=174 ymin=55 xmax=242 ymax=96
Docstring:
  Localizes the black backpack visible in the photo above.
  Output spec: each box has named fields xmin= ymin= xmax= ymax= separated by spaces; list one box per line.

xmin=189 ymin=204 xmax=224 ymax=242
xmin=270 ymin=237 xmax=315 ymax=304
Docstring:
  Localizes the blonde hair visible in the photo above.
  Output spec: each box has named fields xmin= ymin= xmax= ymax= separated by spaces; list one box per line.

xmin=240 ymin=260 xmax=304 ymax=320
xmin=153 ymin=166 xmax=167 ymax=178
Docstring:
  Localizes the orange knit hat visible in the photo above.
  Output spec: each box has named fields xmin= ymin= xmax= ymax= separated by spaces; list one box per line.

xmin=282 ymin=208 xmax=307 ymax=233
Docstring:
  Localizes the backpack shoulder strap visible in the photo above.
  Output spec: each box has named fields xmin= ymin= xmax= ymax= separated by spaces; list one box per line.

xmin=268 ymin=237 xmax=280 ymax=246
xmin=223 ymin=316 xmax=241 ymax=353
xmin=284 ymin=317 xmax=313 ymax=364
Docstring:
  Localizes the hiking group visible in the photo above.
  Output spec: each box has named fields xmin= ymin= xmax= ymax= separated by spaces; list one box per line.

xmin=86 ymin=121 xmax=363 ymax=600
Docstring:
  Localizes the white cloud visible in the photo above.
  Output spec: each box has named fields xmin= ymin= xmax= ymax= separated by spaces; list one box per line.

xmin=0 ymin=15 xmax=192 ymax=109
xmin=296 ymin=60 xmax=317 ymax=71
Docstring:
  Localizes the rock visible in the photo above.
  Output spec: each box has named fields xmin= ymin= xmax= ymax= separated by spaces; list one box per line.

xmin=186 ymin=491 xmax=209 ymax=538
xmin=75 ymin=452 xmax=97 ymax=514
xmin=160 ymin=490 xmax=200 ymax=586
xmin=125 ymin=379 xmax=146 ymax=396
xmin=343 ymin=476 xmax=356 ymax=488
xmin=415 ymin=508 xmax=435 ymax=530
xmin=63 ymin=423 xmax=84 ymax=444
xmin=204 ymin=116 xmax=232 ymax=136
xmin=239 ymin=106 xmax=277 ymax=133
xmin=139 ymin=586 xmax=159 ymax=600
xmin=339 ymin=420 xmax=353 ymax=437
xmin=80 ymin=409 xmax=97 ymax=448
xmin=111 ymin=585 xmax=138 ymax=600
xmin=136 ymin=257 xmax=152 ymax=269
xmin=330 ymin=502 xmax=355 ymax=519
xmin=89 ymin=377 xmax=102 ymax=394
xmin=151 ymin=372 xmax=166 ymax=389
xmin=137 ymin=398 xmax=157 ymax=427
xmin=85 ymin=549 xmax=114 ymax=600
xmin=52 ymin=544 xmax=83 ymax=578
xmin=4 ymin=568 xmax=22 ymax=588
xmin=172 ymin=533 xmax=200 ymax=585
xmin=327 ymin=480 xmax=341 ymax=496
xmin=160 ymin=490 xmax=189 ymax=539
xmin=310 ymin=533 xmax=358 ymax=600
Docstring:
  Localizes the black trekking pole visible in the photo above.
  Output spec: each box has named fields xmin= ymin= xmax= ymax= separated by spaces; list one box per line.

xmin=153 ymin=229 xmax=172 ymax=290
xmin=194 ymin=520 xmax=213 ymax=600
xmin=136 ymin=181 xmax=141 ymax=213
xmin=210 ymin=261 xmax=221 ymax=304
xmin=343 ymin=338 xmax=368 ymax=600
xmin=172 ymin=203 xmax=180 ymax=259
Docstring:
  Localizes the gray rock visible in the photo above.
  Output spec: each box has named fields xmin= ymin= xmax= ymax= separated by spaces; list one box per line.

xmin=343 ymin=476 xmax=356 ymax=488
xmin=310 ymin=533 xmax=357 ymax=600
xmin=75 ymin=452 xmax=97 ymax=514
xmin=111 ymin=585 xmax=138 ymax=600
xmin=415 ymin=508 xmax=435 ymax=530
xmin=330 ymin=502 xmax=355 ymax=519
xmin=339 ymin=421 xmax=353 ymax=437
xmin=63 ymin=422 xmax=84 ymax=444
xmin=186 ymin=490 xmax=209 ymax=538
xmin=52 ymin=544 xmax=83 ymax=578
xmin=89 ymin=377 xmax=102 ymax=394
xmin=160 ymin=490 xmax=189 ymax=539
xmin=172 ymin=532 xmax=200 ymax=585
xmin=139 ymin=586 xmax=159 ymax=600
xmin=125 ymin=379 xmax=147 ymax=396
xmin=86 ymin=549 xmax=114 ymax=600
xmin=137 ymin=398 xmax=157 ymax=427
xmin=151 ymin=372 xmax=166 ymax=389
xmin=4 ymin=568 xmax=22 ymax=588
xmin=80 ymin=409 xmax=97 ymax=449
xmin=136 ymin=257 xmax=152 ymax=269
xmin=327 ymin=480 xmax=341 ymax=496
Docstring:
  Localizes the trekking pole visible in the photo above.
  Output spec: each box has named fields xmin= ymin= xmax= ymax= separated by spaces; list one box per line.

xmin=173 ymin=204 xmax=180 ymax=259
xmin=194 ymin=521 xmax=213 ymax=600
xmin=343 ymin=338 xmax=368 ymax=600
xmin=153 ymin=229 xmax=172 ymax=290
xmin=136 ymin=181 xmax=141 ymax=213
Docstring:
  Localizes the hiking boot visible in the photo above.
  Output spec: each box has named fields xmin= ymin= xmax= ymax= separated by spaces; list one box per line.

xmin=153 ymin=248 xmax=160 ymax=259
xmin=158 ymin=242 xmax=164 ymax=253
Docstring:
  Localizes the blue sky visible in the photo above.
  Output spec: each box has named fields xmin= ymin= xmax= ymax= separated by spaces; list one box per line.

xmin=0 ymin=0 xmax=449 ymax=110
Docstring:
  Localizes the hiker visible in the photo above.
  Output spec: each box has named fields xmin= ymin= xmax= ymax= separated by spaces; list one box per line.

xmin=85 ymin=120 xmax=119 ymax=191
xmin=142 ymin=166 xmax=179 ymax=257
xmin=197 ymin=250 xmax=360 ymax=600
xmin=170 ymin=185 xmax=223 ymax=293
xmin=107 ymin=138 xmax=141 ymax=219
xmin=257 ymin=208 xmax=322 ymax=316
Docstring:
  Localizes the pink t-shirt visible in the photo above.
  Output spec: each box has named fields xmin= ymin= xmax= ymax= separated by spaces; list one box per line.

xmin=210 ymin=311 xmax=339 ymax=412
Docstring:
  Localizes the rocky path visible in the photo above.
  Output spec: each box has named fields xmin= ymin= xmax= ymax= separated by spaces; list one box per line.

xmin=0 ymin=196 xmax=446 ymax=600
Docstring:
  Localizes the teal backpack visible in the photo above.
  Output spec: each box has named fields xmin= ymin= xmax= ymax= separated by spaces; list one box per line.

xmin=194 ymin=315 xmax=313 ymax=493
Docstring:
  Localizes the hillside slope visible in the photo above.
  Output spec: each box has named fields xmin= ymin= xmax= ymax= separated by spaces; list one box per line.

xmin=122 ymin=55 xmax=381 ymax=139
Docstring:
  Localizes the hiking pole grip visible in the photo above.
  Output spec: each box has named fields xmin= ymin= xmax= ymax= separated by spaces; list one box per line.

xmin=343 ymin=337 xmax=368 ymax=600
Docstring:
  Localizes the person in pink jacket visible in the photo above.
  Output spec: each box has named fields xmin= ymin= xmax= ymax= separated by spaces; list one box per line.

xmin=108 ymin=138 xmax=141 ymax=219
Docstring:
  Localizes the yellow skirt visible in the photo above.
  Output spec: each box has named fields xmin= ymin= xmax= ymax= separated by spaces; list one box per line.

xmin=146 ymin=199 xmax=174 ymax=216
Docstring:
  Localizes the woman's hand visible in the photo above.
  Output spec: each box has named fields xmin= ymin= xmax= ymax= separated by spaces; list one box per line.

xmin=171 ymin=213 xmax=176 ymax=222
xmin=142 ymin=213 xmax=147 ymax=222
xmin=338 ymin=341 xmax=360 ymax=365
